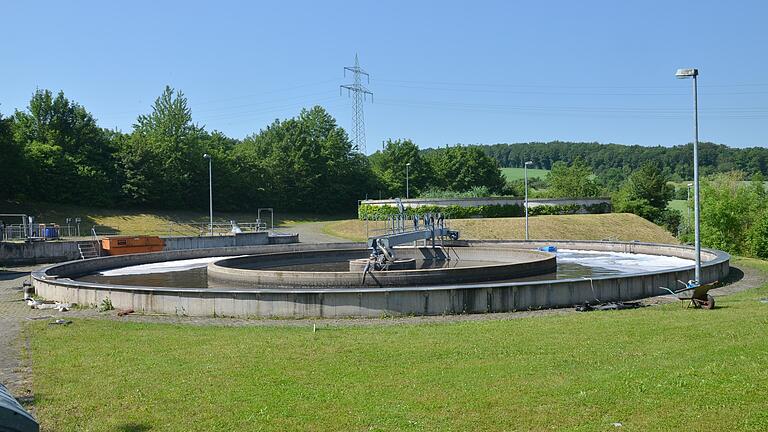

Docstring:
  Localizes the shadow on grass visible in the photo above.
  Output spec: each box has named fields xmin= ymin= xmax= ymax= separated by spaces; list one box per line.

xmin=722 ymin=266 xmax=745 ymax=285
xmin=116 ymin=423 xmax=152 ymax=432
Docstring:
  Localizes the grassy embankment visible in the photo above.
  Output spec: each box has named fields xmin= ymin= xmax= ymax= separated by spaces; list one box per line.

xmin=0 ymin=201 xmax=351 ymax=237
xmin=324 ymin=213 xmax=679 ymax=244
xmin=28 ymin=258 xmax=768 ymax=431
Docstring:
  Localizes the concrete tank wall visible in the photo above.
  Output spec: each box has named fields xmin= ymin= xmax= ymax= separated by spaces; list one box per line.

xmin=31 ymin=241 xmax=730 ymax=318
xmin=1 ymin=232 xmax=298 ymax=265
xmin=0 ymin=241 xmax=81 ymax=265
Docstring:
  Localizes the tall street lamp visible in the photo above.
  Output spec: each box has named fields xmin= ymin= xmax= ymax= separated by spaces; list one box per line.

xmin=203 ymin=153 xmax=213 ymax=236
xmin=686 ymin=182 xmax=693 ymax=224
xmin=676 ymin=68 xmax=701 ymax=282
xmin=406 ymin=162 xmax=411 ymax=199
xmin=524 ymin=161 xmax=533 ymax=240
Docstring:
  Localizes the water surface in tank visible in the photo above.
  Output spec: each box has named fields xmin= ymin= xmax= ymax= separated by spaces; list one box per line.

xmin=76 ymin=249 xmax=694 ymax=289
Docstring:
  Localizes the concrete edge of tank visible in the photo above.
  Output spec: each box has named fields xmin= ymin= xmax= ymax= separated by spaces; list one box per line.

xmin=31 ymin=240 xmax=730 ymax=318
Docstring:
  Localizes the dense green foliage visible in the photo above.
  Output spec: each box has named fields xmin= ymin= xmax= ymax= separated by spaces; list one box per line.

xmin=1 ymin=89 xmax=513 ymax=213
xmin=2 ymin=88 xmax=374 ymax=213
xmin=368 ymin=141 xmax=506 ymax=198
xmin=613 ymin=162 xmax=680 ymax=233
xmin=369 ymin=139 xmax=433 ymax=198
xmin=545 ymin=158 xmax=601 ymax=198
xmin=479 ymin=141 xmax=768 ymax=181
xmin=687 ymin=172 xmax=768 ymax=257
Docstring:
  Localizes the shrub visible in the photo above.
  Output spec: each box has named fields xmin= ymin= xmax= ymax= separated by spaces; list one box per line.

xmin=358 ymin=201 xmax=608 ymax=220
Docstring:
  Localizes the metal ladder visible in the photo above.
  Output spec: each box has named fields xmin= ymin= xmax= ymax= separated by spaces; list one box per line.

xmin=77 ymin=241 xmax=100 ymax=259
xmin=77 ymin=228 xmax=102 ymax=259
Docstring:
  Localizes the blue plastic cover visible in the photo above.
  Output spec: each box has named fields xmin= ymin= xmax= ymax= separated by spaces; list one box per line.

xmin=0 ymin=383 xmax=38 ymax=432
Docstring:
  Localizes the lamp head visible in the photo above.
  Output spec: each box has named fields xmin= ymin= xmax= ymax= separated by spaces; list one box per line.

xmin=675 ymin=68 xmax=698 ymax=79
xmin=203 ymin=153 xmax=211 ymax=160
xmin=524 ymin=161 xmax=533 ymax=166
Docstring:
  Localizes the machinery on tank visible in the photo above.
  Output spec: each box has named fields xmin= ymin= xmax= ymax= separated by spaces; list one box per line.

xmin=363 ymin=199 xmax=459 ymax=272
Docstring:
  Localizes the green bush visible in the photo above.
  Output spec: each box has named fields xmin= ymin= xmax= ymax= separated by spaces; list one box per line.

xmin=358 ymin=201 xmax=609 ymax=220
xmin=748 ymin=210 xmax=768 ymax=258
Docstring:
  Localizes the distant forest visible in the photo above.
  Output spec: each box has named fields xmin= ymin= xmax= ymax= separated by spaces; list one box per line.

xmin=474 ymin=141 xmax=768 ymax=181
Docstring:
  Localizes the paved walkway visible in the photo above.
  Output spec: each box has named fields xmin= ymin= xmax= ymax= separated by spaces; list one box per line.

xmin=278 ymin=220 xmax=350 ymax=244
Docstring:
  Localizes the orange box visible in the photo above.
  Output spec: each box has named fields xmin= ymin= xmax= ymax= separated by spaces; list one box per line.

xmin=101 ymin=236 xmax=165 ymax=255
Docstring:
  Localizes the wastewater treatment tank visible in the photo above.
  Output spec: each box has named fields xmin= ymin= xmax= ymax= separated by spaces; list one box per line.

xmin=32 ymin=240 xmax=730 ymax=318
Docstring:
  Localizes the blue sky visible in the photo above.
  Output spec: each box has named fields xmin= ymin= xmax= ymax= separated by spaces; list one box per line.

xmin=2 ymin=1 xmax=766 ymax=152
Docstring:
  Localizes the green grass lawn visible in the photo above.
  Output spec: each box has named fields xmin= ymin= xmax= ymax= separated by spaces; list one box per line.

xmin=29 ymin=259 xmax=768 ymax=431
xmin=501 ymin=167 xmax=550 ymax=181
xmin=668 ymin=199 xmax=689 ymax=214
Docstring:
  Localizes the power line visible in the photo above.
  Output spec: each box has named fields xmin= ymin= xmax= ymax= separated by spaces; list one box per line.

xmin=340 ymin=54 xmax=373 ymax=153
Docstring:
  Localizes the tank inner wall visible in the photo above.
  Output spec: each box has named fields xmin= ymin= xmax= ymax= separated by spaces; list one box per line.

xmin=206 ymin=247 xmax=557 ymax=288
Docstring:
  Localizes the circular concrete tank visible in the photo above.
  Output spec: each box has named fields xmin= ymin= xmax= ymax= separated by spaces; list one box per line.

xmin=206 ymin=247 xmax=557 ymax=288
xmin=30 ymin=241 xmax=731 ymax=318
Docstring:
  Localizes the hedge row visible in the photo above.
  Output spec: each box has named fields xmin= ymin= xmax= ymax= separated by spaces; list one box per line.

xmin=358 ymin=202 xmax=611 ymax=219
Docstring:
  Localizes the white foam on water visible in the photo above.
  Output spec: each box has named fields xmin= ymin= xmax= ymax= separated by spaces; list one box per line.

xmin=99 ymin=256 xmax=243 ymax=276
xmin=556 ymin=249 xmax=694 ymax=274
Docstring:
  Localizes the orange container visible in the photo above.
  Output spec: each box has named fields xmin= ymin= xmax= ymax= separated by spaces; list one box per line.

xmin=101 ymin=236 xmax=165 ymax=255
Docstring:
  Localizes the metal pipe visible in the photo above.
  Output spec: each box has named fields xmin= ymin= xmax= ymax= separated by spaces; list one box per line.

xmin=406 ymin=162 xmax=411 ymax=199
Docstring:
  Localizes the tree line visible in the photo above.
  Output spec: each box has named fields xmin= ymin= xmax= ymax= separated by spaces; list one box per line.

xmin=0 ymin=88 xmax=505 ymax=213
xmin=476 ymin=141 xmax=768 ymax=189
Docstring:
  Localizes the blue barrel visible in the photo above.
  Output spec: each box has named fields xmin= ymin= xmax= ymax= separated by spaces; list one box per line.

xmin=44 ymin=227 xmax=59 ymax=238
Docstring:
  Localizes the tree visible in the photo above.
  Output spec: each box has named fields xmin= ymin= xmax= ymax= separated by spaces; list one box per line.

xmin=424 ymin=146 xmax=505 ymax=193
xmin=691 ymin=172 xmax=766 ymax=254
xmin=11 ymin=89 xmax=116 ymax=205
xmin=370 ymin=139 xmax=433 ymax=198
xmin=613 ymin=162 xmax=679 ymax=232
xmin=546 ymin=158 xmax=601 ymax=198
xmin=0 ymin=113 xmax=24 ymax=201
xmin=120 ymin=86 xmax=206 ymax=207
xmin=236 ymin=106 xmax=373 ymax=212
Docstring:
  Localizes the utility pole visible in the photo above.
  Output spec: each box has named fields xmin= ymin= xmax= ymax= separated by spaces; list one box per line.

xmin=341 ymin=54 xmax=373 ymax=154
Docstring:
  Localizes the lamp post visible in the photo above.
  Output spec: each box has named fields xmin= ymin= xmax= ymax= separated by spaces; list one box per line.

xmin=406 ymin=162 xmax=411 ymax=199
xmin=686 ymin=183 xmax=693 ymax=224
xmin=203 ymin=154 xmax=213 ymax=236
xmin=524 ymin=161 xmax=533 ymax=240
xmin=676 ymin=68 xmax=701 ymax=283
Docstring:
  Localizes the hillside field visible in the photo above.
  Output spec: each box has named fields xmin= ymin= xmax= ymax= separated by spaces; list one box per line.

xmin=500 ymin=167 xmax=550 ymax=181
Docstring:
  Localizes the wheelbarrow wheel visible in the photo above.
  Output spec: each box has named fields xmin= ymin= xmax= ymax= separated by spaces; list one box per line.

xmin=702 ymin=294 xmax=715 ymax=309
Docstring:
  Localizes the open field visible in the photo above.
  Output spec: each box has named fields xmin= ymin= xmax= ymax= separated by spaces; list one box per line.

xmin=500 ymin=167 xmax=550 ymax=181
xmin=668 ymin=199 xmax=688 ymax=214
xmin=324 ymin=213 xmax=679 ymax=244
xmin=27 ymin=259 xmax=768 ymax=431
xmin=0 ymin=201 xmax=352 ymax=237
